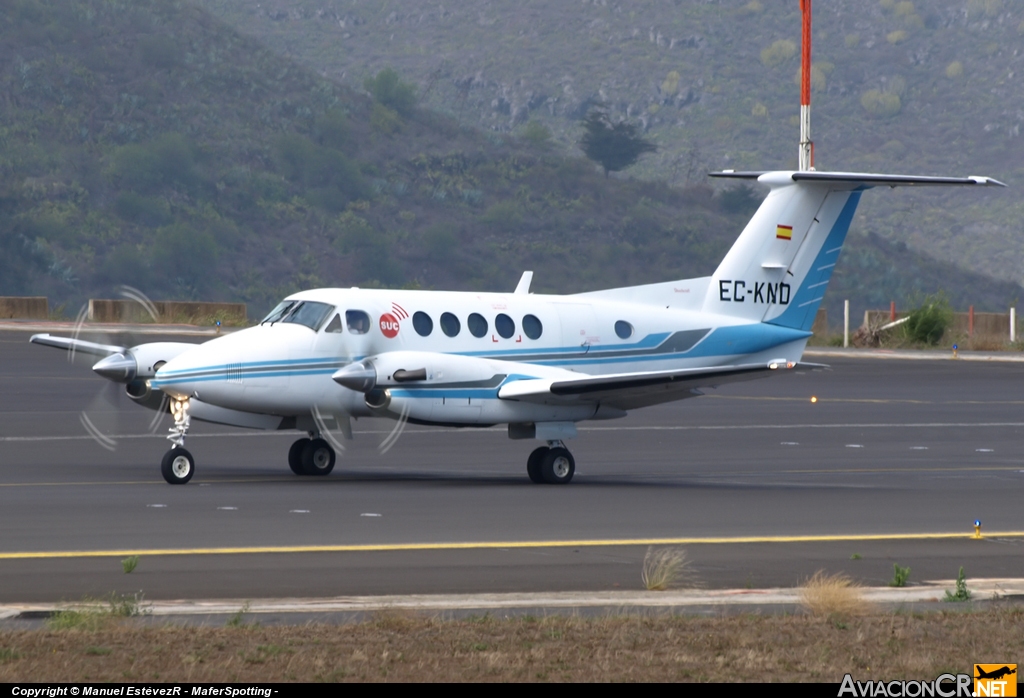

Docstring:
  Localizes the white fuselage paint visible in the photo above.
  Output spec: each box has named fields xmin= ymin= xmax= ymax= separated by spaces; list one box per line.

xmin=152 ymin=286 xmax=809 ymax=427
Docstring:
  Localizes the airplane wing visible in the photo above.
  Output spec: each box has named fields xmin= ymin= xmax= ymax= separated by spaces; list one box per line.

xmin=30 ymin=333 xmax=127 ymax=357
xmin=499 ymin=361 xmax=799 ymax=411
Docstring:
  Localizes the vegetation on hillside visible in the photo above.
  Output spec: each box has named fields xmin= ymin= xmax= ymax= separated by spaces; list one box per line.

xmin=0 ymin=0 xmax=1020 ymax=327
xmin=200 ymin=0 xmax=1024 ymax=294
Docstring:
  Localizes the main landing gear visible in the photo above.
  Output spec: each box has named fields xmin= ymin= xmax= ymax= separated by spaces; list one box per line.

xmin=288 ymin=434 xmax=336 ymax=476
xmin=526 ymin=441 xmax=576 ymax=485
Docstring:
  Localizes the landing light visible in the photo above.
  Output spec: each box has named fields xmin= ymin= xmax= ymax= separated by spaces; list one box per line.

xmin=810 ymin=396 xmax=818 ymax=403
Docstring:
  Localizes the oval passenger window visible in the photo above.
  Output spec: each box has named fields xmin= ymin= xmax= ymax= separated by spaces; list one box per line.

xmin=615 ymin=320 xmax=634 ymax=339
xmin=413 ymin=311 xmax=433 ymax=336
xmin=495 ymin=313 xmax=515 ymax=339
xmin=440 ymin=312 xmax=461 ymax=337
xmin=522 ymin=314 xmax=543 ymax=340
xmin=468 ymin=313 xmax=488 ymax=338
xmin=346 ymin=310 xmax=371 ymax=335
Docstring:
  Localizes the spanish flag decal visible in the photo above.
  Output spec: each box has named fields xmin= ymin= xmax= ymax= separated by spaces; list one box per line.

xmin=776 ymin=224 xmax=793 ymax=240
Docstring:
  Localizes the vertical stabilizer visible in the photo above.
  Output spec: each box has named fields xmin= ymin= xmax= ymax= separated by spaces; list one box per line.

xmin=702 ymin=172 xmax=860 ymax=331
xmin=703 ymin=170 xmax=1003 ymax=332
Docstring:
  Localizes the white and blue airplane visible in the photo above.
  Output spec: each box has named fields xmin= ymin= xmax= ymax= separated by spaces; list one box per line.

xmin=31 ymin=170 xmax=1004 ymax=485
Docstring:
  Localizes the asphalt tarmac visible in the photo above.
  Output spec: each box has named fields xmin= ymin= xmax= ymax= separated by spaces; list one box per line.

xmin=1 ymin=329 xmax=1022 ymax=603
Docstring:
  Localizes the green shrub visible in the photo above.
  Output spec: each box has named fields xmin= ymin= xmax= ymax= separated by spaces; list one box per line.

xmin=114 ymin=192 xmax=171 ymax=227
xmin=903 ymin=294 xmax=953 ymax=345
xmin=480 ymin=200 xmax=524 ymax=232
xmin=370 ymin=102 xmax=402 ymax=135
xmin=760 ymin=40 xmax=796 ymax=67
xmin=364 ymin=66 xmax=416 ymax=116
xmin=860 ymin=90 xmax=902 ymax=118
xmin=521 ymin=120 xmax=552 ymax=147
xmin=890 ymin=564 xmax=910 ymax=587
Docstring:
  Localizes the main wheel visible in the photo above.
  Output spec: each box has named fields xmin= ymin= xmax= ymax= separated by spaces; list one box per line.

xmin=161 ymin=447 xmax=194 ymax=485
xmin=301 ymin=438 xmax=336 ymax=476
xmin=527 ymin=447 xmax=548 ymax=484
xmin=288 ymin=438 xmax=311 ymax=475
xmin=541 ymin=447 xmax=575 ymax=485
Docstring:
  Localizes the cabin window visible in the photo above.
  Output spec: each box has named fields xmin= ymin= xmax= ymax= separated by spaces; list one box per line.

xmin=261 ymin=300 xmax=297 ymax=325
xmin=282 ymin=301 xmax=334 ymax=331
xmin=522 ymin=314 xmax=543 ymax=340
xmin=468 ymin=313 xmax=488 ymax=338
xmin=440 ymin=312 xmax=461 ymax=337
xmin=495 ymin=313 xmax=515 ymax=339
xmin=346 ymin=310 xmax=371 ymax=335
xmin=615 ymin=320 xmax=634 ymax=339
xmin=324 ymin=313 xmax=343 ymax=333
xmin=413 ymin=311 xmax=433 ymax=336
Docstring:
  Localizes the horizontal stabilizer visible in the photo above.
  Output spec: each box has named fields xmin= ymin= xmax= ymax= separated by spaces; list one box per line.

xmin=30 ymin=334 xmax=126 ymax=357
xmin=711 ymin=171 xmax=1006 ymax=188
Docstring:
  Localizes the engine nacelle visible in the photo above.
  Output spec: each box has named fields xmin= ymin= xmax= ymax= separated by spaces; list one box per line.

xmin=125 ymin=378 xmax=167 ymax=411
xmin=93 ymin=342 xmax=196 ymax=383
xmin=334 ymin=351 xmax=509 ymax=395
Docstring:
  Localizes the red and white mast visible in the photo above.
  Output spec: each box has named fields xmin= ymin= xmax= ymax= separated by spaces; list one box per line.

xmin=799 ymin=0 xmax=814 ymax=171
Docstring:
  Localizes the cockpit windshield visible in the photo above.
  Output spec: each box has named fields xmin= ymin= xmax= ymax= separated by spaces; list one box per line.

xmin=261 ymin=300 xmax=297 ymax=325
xmin=281 ymin=301 xmax=335 ymax=331
xmin=260 ymin=300 xmax=335 ymax=332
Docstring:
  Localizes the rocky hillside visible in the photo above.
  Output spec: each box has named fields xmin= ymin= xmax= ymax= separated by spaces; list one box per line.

xmin=0 ymin=0 xmax=1019 ymax=326
xmin=199 ymin=0 xmax=1024 ymax=291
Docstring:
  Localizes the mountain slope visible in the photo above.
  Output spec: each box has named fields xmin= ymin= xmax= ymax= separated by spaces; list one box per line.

xmin=199 ymin=0 xmax=1024 ymax=289
xmin=0 ymin=0 xmax=1019 ymax=328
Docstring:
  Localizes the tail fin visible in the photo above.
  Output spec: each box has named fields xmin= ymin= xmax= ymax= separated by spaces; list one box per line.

xmin=701 ymin=171 xmax=1004 ymax=331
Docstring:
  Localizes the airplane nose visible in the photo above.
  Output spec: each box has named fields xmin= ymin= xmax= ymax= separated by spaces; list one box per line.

xmin=332 ymin=362 xmax=376 ymax=392
xmin=92 ymin=353 xmax=138 ymax=383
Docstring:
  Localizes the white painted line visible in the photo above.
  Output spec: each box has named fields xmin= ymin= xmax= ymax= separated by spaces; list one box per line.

xmin=146 ymin=504 xmax=166 ymax=508
xmin=780 ymin=442 xmax=799 ymax=446
xmin=360 ymin=513 xmax=382 ymax=517
xmin=289 ymin=510 xmax=310 ymax=514
xmin=846 ymin=444 xmax=864 ymax=448
xmin=217 ymin=507 xmax=238 ymax=511
xmin=911 ymin=446 xmax=929 ymax=450
xmin=976 ymin=448 xmax=994 ymax=452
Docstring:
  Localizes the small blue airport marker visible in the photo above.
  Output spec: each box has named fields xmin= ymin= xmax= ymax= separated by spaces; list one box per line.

xmin=952 ymin=343 xmax=958 ymax=359
xmin=216 ymin=319 xmax=222 ymax=334
xmin=973 ymin=519 xmax=982 ymax=539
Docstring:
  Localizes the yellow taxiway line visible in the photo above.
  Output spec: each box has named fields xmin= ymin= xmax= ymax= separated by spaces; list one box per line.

xmin=2 ymin=531 xmax=1023 ymax=560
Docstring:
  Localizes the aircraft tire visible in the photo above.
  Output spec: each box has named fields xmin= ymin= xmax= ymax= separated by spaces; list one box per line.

xmin=301 ymin=438 xmax=336 ymax=476
xmin=541 ymin=447 xmax=575 ymax=485
xmin=527 ymin=447 xmax=548 ymax=484
xmin=288 ymin=438 xmax=311 ymax=475
xmin=161 ymin=447 xmax=194 ymax=485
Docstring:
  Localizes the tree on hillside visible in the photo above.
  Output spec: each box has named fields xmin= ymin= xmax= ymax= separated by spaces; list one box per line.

xmin=579 ymin=107 xmax=657 ymax=177
xmin=364 ymin=66 xmax=417 ymax=117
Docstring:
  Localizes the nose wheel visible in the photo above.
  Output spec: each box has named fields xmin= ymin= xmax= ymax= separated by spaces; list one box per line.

xmin=161 ymin=447 xmax=194 ymax=484
xmin=526 ymin=443 xmax=575 ymax=484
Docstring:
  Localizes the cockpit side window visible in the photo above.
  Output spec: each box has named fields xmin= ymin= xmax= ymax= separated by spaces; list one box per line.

xmin=261 ymin=300 xmax=297 ymax=325
xmin=346 ymin=310 xmax=371 ymax=335
xmin=282 ymin=301 xmax=334 ymax=332
xmin=324 ymin=313 xmax=343 ymax=333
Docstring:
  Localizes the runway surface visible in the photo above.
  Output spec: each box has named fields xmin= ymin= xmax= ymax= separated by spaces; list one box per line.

xmin=1 ymin=329 xmax=1022 ymax=603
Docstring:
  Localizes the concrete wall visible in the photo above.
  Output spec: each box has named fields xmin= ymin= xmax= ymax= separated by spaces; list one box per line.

xmin=88 ymin=299 xmax=247 ymax=325
xmin=0 ymin=297 xmax=49 ymax=319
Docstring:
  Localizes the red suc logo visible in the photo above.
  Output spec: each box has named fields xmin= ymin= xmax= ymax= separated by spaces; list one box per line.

xmin=379 ymin=313 xmax=400 ymax=338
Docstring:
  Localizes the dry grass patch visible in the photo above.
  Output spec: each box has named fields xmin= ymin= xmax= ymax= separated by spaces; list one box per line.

xmin=800 ymin=571 xmax=870 ymax=618
xmin=641 ymin=547 xmax=697 ymax=591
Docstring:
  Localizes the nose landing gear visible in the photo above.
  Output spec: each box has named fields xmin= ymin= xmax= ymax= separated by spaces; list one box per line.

xmin=526 ymin=441 xmax=576 ymax=484
xmin=161 ymin=398 xmax=194 ymax=484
